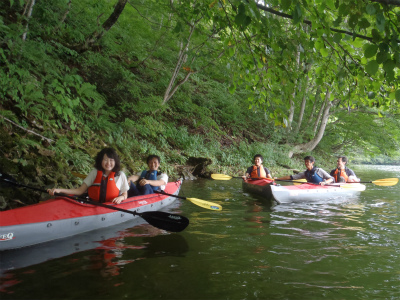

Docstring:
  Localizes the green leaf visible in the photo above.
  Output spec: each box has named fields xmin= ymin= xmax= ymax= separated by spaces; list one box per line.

xmin=281 ymin=0 xmax=292 ymax=11
xmin=368 ymin=91 xmax=375 ymax=99
xmin=348 ymin=14 xmax=358 ymax=29
xmin=376 ymin=51 xmax=388 ymax=64
xmin=366 ymin=3 xmax=376 ymax=15
xmin=365 ymin=60 xmax=379 ymax=75
xmin=234 ymin=3 xmax=247 ymax=27
xmin=320 ymin=48 xmax=329 ymax=57
xmin=364 ymin=44 xmax=378 ymax=58
xmin=314 ymin=39 xmax=324 ymax=50
xmin=358 ymin=18 xmax=371 ymax=30
xmin=173 ymin=22 xmax=183 ymax=33
xmin=229 ymin=84 xmax=236 ymax=94
xmin=395 ymin=90 xmax=400 ymax=101
xmin=333 ymin=33 xmax=342 ymax=43
xmin=383 ymin=59 xmax=395 ymax=73
xmin=371 ymin=29 xmax=381 ymax=43
xmin=376 ymin=12 xmax=385 ymax=32
xmin=292 ymin=2 xmax=302 ymax=24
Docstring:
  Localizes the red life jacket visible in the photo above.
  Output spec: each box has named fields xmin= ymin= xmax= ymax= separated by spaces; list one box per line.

xmin=250 ymin=166 xmax=267 ymax=178
xmin=88 ymin=171 xmax=120 ymax=203
xmin=333 ymin=168 xmax=349 ymax=183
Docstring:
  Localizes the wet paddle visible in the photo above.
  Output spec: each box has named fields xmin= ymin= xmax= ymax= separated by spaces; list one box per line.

xmin=346 ymin=178 xmax=398 ymax=186
xmin=211 ymin=174 xmax=272 ymax=181
xmin=0 ymin=174 xmax=189 ymax=232
xmin=155 ymin=190 xmax=222 ymax=211
xmin=211 ymin=174 xmax=242 ymax=180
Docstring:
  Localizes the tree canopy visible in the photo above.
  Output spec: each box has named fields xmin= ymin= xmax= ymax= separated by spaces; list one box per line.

xmin=0 ymin=0 xmax=399 ymax=208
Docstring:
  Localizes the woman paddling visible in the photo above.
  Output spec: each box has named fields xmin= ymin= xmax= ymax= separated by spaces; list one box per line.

xmin=275 ymin=155 xmax=334 ymax=186
xmin=48 ymin=148 xmax=129 ymax=204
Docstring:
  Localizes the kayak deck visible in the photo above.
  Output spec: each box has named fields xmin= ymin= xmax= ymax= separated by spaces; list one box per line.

xmin=271 ymin=183 xmax=366 ymax=204
xmin=0 ymin=180 xmax=182 ymax=250
xmin=242 ymin=178 xmax=275 ymax=199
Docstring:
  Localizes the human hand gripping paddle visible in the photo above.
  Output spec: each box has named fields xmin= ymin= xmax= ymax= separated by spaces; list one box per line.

xmin=72 ymin=172 xmax=222 ymax=211
xmin=0 ymin=173 xmax=189 ymax=232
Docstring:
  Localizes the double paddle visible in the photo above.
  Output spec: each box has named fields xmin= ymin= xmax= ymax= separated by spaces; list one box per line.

xmin=0 ymin=174 xmax=189 ymax=232
xmin=211 ymin=173 xmax=399 ymax=186
xmin=72 ymin=172 xmax=222 ymax=211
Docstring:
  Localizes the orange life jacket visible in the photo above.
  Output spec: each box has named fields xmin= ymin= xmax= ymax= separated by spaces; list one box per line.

xmin=88 ymin=171 xmax=120 ymax=203
xmin=250 ymin=166 xmax=267 ymax=178
xmin=332 ymin=168 xmax=349 ymax=183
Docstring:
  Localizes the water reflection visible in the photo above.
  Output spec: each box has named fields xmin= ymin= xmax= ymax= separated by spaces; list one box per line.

xmin=1 ymin=166 xmax=399 ymax=299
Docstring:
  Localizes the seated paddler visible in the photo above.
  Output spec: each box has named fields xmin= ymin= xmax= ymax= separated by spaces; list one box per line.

xmin=275 ymin=155 xmax=334 ymax=186
xmin=242 ymin=154 xmax=273 ymax=180
xmin=330 ymin=156 xmax=360 ymax=183
xmin=127 ymin=155 xmax=168 ymax=197
xmin=48 ymin=148 xmax=129 ymax=204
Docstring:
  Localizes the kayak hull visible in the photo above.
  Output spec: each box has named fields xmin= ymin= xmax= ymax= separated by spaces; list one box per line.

xmin=242 ymin=179 xmax=275 ymax=199
xmin=0 ymin=180 xmax=182 ymax=250
xmin=271 ymin=183 xmax=366 ymax=204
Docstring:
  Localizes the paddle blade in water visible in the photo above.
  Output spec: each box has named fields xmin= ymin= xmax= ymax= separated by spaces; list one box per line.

xmin=372 ymin=178 xmax=398 ymax=186
xmin=187 ymin=198 xmax=222 ymax=211
xmin=138 ymin=211 xmax=189 ymax=232
xmin=211 ymin=174 xmax=233 ymax=180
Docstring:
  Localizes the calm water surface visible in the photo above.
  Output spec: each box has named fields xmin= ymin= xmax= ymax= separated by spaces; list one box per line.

xmin=1 ymin=165 xmax=399 ymax=299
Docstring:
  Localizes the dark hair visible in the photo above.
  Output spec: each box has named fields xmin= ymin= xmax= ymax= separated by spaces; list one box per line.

xmin=146 ymin=155 xmax=161 ymax=164
xmin=253 ymin=154 xmax=264 ymax=162
xmin=338 ymin=156 xmax=348 ymax=164
xmin=94 ymin=148 xmax=121 ymax=174
xmin=304 ymin=155 xmax=315 ymax=163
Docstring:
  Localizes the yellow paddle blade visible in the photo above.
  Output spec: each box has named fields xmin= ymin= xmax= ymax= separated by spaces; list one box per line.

xmin=71 ymin=171 xmax=86 ymax=179
xmin=338 ymin=184 xmax=366 ymax=191
xmin=371 ymin=178 xmax=398 ymax=186
xmin=211 ymin=174 xmax=233 ymax=180
xmin=187 ymin=198 xmax=222 ymax=211
xmin=292 ymin=179 xmax=307 ymax=185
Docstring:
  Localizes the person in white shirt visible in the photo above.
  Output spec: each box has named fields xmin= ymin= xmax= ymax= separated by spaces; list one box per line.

xmin=48 ymin=148 xmax=129 ymax=204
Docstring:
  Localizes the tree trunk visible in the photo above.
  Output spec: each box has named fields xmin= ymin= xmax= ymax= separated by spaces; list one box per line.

xmin=162 ymin=24 xmax=195 ymax=104
xmin=77 ymin=0 xmax=128 ymax=52
xmin=288 ymin=87 xmax=332 ymax=157
xmin=287 ymin=47 xmax=300 ymax=130
xmin=294 ymin=75 xmax=311 ymax=135
xmin=22 ymin=0 xmax=36 ymax=41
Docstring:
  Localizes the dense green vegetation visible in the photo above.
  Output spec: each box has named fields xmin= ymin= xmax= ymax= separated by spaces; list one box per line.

xmin=1 ymin=0 xmax=399 ymax=208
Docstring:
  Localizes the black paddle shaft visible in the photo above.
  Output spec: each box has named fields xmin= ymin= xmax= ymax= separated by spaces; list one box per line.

xmin=80 ymin=196 xmax=189 ymax=233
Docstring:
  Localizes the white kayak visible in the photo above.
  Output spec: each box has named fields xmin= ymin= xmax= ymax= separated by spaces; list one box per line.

xmin=271 ymin=183 xmax=366 ymax=204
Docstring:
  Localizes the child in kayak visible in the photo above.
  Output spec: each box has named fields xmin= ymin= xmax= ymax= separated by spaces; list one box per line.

xmin=242 ymin=154 xmax=273 ymax=180
xmin=275 ymin=155 xmax=334 ymax=186
xmin=48 ymin=148 xmax=129 ymax=204
xmin=127 ymin=155 xmax=168 ymax=196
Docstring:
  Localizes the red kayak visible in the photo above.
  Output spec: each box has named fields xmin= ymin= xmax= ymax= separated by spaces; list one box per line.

xmin=0 ymin=180 xmax=183 ymax=250
xmin=242 ymin=178 xmax=276 ymax=199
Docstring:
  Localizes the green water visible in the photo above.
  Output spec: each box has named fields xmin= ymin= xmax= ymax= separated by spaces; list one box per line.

xmin=1 ymin=165 xmax=399 ymax=299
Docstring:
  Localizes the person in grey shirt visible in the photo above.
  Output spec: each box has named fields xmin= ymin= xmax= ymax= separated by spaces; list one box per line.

xmin=275 ymin=156 xmax=334 ymax=186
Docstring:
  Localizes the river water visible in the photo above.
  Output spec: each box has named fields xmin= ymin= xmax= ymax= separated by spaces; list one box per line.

xmin=1 ymin=165 xmax=399 ymax=299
